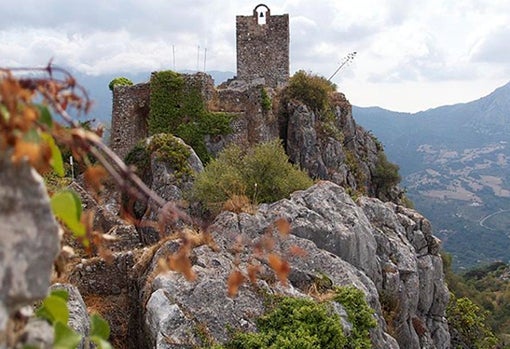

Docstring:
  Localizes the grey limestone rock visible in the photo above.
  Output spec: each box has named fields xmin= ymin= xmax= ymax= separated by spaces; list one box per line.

xmin=140 ymin=182 xmax=408 ymax=349
xmin=358 ymin=196 xmax=450 ymax=349
xmin=139 ymin=181 xmax=451 ymax=349
xmin=50 ymin=283 xmax=90 ymax=349
xmin=0 ymin=155 xmax=60 ymax=339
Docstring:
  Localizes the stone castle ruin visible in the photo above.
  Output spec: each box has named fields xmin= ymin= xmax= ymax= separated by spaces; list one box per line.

xmin=110 ymin=4 xmax=288 ymax=158
xmin=109 ymin=4 xmax=389 ymax=201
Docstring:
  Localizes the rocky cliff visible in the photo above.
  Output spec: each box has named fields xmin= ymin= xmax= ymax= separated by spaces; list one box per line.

xmin=1 ymin=74 xmax=450 ymax=349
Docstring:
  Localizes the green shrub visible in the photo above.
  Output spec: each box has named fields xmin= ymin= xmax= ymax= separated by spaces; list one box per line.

xmin=372 ymin=152 xmax=401 ymax=196
xmin=224 ymin=297 xmax=347 ymax=349
xmin=214 ymin=286 xmax=376 ymax=349
xmin=192 ymin=140 xmax=313 ymax=207
xmin=334 ymin=286 xmax=376 ymax=349
xmin=286 ymin=70 xmax=336 ymax=112
xmin=447 ymin=294 xmax=499 ymax=349
xmin=108 ymin=77 xmax=133 ymax=91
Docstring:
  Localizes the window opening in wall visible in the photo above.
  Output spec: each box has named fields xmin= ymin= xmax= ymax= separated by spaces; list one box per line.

xmin=257 ymin=8 xmax=267 ymax=25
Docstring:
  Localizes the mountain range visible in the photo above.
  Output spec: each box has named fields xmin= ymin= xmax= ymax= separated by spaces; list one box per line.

xmin=353 ymin=82 xmax=510 ymax=269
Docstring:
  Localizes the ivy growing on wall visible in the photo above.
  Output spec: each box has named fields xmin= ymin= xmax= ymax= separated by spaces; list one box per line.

xmin=148 ymin=70 xmax=234 ymax=162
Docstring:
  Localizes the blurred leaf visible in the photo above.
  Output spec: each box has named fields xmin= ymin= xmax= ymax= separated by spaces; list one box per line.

xmin=90 ymin=314 xmax=110 ymax=340
xmin=227 ymin=270 xmax=245 ymax=297
xmin=49 ymin=289 xmax=69 ymax=302
xmin=0 ymin=104 xmax=10 ymax=122
xmin=268 ymin=253 xmax=290 ymax=286
xmin=50 ymin=190 xmax=86 ymax=237
xmin=84 ymin=165 xmax=107 ymax=192
xmin=37 ymin=105 xmax=53 ymax=128
xmin=36 ymin=294 xmax=69 ymax=324
xmin=91 ymin=337 xmax=113 ymax=349
xmin=53 ymin=322 xmax=82 ymax=349
xmin=22 ymin=128 xmax=41 ymax=143
xmin=275 ymin=217 xmax=291 ymax=236
xmin=41 ymin=132 xmax=64 ymax=176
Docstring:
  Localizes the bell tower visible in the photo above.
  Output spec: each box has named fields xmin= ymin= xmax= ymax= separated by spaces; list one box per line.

xmin=236 ymin=4 xmax=289 ymax=88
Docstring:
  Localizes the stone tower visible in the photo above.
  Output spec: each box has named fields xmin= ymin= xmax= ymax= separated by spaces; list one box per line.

xmin=236 ymin=4 xmax=289 ymax=88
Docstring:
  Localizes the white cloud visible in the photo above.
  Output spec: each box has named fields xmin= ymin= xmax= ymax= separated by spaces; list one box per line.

xmin=1 ymin=0 xmax=509 ymax=112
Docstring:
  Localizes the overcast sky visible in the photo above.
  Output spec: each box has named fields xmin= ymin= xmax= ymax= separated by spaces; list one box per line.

xmin=1 ymin=0 xmax=509 ymax=112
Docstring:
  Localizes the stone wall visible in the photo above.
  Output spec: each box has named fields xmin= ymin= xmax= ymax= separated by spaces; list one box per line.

xmin=110 ymin=83 xmax=150 ymax=159
xmin=236 ymin=5 xmax=289 ymax=88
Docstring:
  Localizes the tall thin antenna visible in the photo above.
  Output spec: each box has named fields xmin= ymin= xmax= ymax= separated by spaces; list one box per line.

xmin=203 ymin=48 xmax=207 ymax=72
xmin=197 ymin=45 xmax=200 ymax=71
xmin=172 ymin=45 xmax=176 ymax=71
xmin=328 ymin=51 xmax=357 ymax=81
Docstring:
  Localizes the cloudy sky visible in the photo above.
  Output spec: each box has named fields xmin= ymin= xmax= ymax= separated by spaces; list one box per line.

xmin=1 ymin=0 xmax=510 ymax=112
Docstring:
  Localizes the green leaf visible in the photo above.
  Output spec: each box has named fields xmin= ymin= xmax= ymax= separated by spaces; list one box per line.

xmin=0 ymin=103 xmax=10 ymax=122
xmin=41 ymin=132 xmax=64 ymax=177
xmin=90 ymin=314 xmax=110 ymax=340
xmin=36 ymin=295 xmax=69 ymax=324
xmin=37 ymin=105 xmax=53 ymax=128
xmin=54 ymin=322 xmax=82 ymax=349
xmin=91 ymin=337 xmax=113 ymax=349
xmin=50 ymin=289 xmax=70 ymax=302
xmin=50 ymin=190 xmax=85 ymax=237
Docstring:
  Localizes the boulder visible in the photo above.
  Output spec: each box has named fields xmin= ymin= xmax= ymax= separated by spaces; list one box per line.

xmin=0 ymin=155 xmax=60 ymax=339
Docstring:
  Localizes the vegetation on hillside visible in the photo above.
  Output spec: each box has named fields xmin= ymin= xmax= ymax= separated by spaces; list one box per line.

xmin=192 ymin=140 xmax=313 ymax=210
xmin=216 ymin=287 xmax=375 ymax=349
xmin=443 ymin=254 xmax=510 ymax=348
xmin=372 ymin=151 xmax=401 ymax=198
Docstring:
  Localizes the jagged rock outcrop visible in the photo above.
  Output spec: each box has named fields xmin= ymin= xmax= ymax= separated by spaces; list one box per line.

xmin=125 ymin=134 xmax=204 ymax=245
xmin=282 ymin=93 xmax=393 ymax=200
xmin=137 ymin=181 xmax=449 ymax=349
xmin=0 ymin=155 xmax=61 ymax=346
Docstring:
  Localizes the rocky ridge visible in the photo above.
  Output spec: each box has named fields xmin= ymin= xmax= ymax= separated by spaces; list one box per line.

xmin=0 ymin=76 xmax=450 ymax=348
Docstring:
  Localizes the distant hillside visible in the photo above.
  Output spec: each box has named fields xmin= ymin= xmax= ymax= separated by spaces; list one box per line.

xmin=353 ymin=82 xmax=510 ymax=269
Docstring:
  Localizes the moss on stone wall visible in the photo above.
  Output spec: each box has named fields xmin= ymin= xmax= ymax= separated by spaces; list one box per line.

xmin=124 ymin=133 xmax=194 ymax=186
xmin=148 ymin=70 xmax=234 ymax=162
xmin=260 ymin=87 xmax=272 ymax=112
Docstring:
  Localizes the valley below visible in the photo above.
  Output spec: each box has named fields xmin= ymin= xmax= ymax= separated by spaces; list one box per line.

xmin=353 ymin=81 xmax=510 ymax=270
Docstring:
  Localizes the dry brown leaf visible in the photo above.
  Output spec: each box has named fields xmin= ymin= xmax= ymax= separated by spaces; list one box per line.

xmin=168 ymin=248 xmax=196 ymax=281
xmin=227 ymin=270 xmax=245 ymax=297
xmin=261 ymin=231 xmax=275 ymax=252
xmin=247 ymin=263 xmax=261 ymax=284
xmin=232 ymin=235 xmax=245 ymax=254
xmin=288 ymin=245 xmax=308 ymax=257
xmin=98 ymin=245 xmax=114 ymax=264
xmin=84 ymin=165 xmax=108 ymax=193
xmin=268 ymin=253 xmax=290 ymax=286
xmin=275 ymin=217 xmax=291 ymax=236
xmin=11 ymin=139 xmax=51 ymax=173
